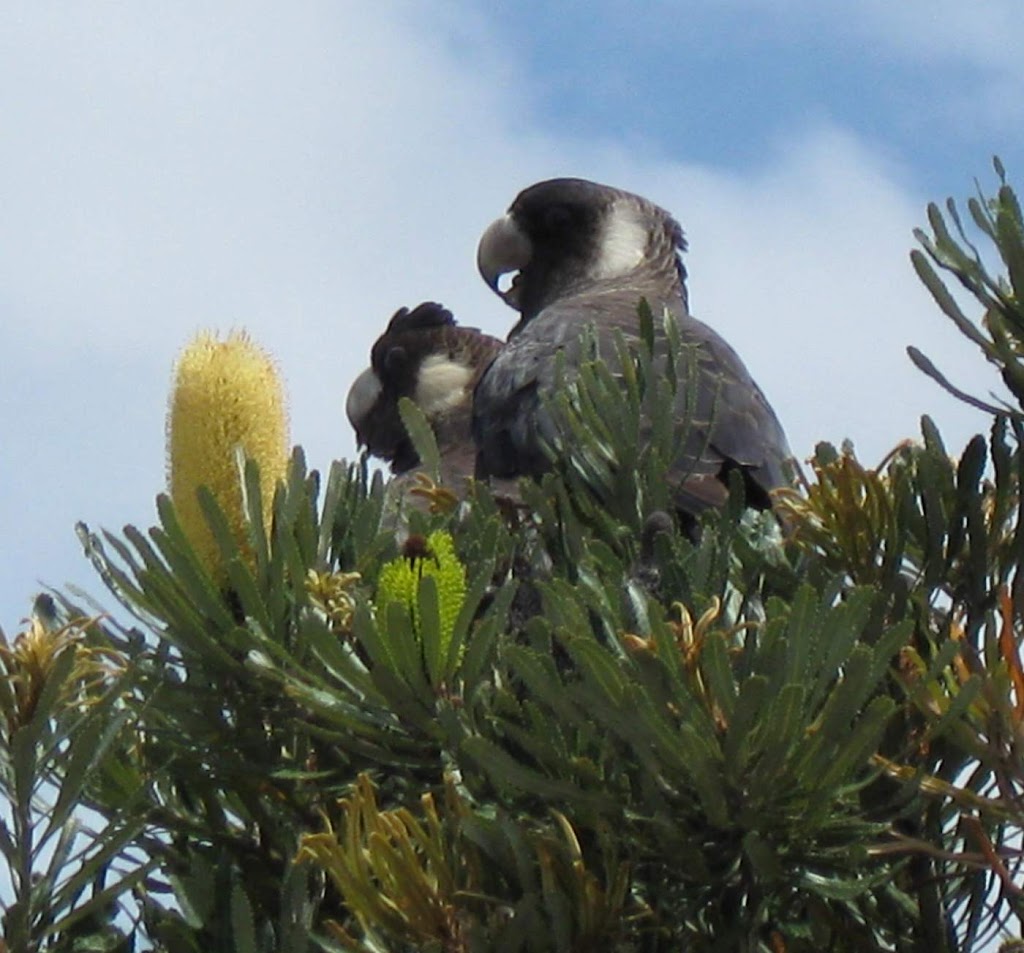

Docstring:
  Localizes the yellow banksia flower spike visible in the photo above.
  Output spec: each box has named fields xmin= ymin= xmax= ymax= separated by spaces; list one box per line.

xmin=167 ymin=330 xmax=290 ymax=584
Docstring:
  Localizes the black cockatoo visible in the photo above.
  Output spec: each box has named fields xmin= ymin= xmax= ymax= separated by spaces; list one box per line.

xmin=473 ymin=177 xmax=792 ymax=515
xmin=346 ymin=302 xmax=503 ymax=493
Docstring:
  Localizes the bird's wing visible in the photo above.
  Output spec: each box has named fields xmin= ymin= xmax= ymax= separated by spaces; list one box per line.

xmin=474 ymin=288 xmax=791 ymax=504
xmin=673 ymin=314 xmax=792 ymax=497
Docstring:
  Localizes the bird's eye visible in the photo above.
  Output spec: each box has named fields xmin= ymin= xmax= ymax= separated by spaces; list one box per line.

xmin=382 ymin=345 xmax=409 ymax=381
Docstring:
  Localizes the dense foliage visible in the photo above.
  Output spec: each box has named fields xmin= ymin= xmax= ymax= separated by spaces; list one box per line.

xmin=3 ymin=160 xmax=1024 ymax=952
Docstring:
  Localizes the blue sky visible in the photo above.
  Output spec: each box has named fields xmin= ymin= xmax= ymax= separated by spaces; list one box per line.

xmin=481 ymin=1 xmax=1023 ymax=195
xmin=2 ymin=1 xmax=1021 ymax=650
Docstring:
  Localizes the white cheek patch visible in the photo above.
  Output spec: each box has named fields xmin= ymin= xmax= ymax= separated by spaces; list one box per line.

xmin=414 ymin=355 xmax=475 ymax=417
xmin=591 ymin=201 xmax=649 ymax=280
xmin=346 ymin=368 xmax=382 ymax=427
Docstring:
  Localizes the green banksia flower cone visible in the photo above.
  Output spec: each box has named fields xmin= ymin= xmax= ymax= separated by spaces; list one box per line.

xmin=377 ymin=531 xmax=466 ymax=662
xmin=167 ymin=330 xmax=290 ymax=584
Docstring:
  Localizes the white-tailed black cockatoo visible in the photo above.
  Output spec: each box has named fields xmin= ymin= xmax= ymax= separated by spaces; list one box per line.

xmin=473 ymin=177 xmax=793 ymax=515
xmin=346 ymin=302 xmax=503 ymax=494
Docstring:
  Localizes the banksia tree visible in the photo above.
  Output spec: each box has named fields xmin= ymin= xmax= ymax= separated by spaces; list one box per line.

xmin=167 ymin=329 xmax=290 ymax=584
xmin=8 ymin=159 xmax=1024 ymax=951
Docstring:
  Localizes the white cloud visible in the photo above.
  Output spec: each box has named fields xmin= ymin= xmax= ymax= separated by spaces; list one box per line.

xmin=856 ymin=0 xmax=1021 ymax=71
xmin=0 ymin=3 xmax=1004 ymax=626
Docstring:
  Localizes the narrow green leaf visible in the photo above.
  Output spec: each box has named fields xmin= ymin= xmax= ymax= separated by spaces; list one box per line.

xmin=278 ymin=860 xmax=315 ymax=953
xmin=967 ymin=195 xmax=998 ymax=243
xmin=755 ymin=682 xmax=809 ymax=779
xmin=353 ymin=602 xmax=432 ymax=712
xmin=350 ymin=600 xmax=400 ymax=678
xmin=398 ymin=397 xmax=441 ymax=480
xmin=75 ymin=523 xmax=154 ymax=622
xmin=383 ymin=599 xmax=431 ymax=698
xmin=240 ymin=452 xmax=271 ymax=572
xmin=417 ymin=573 xmax=444 ymax=685
xmin=817 ymin=696 xmax=894 ymax=792
xmin=0 ymin=818 xmax=15 ymax=858
xmin=562 ymin=636 xmax=627 ymax=707
xmin=922 ymin=675 xmax=984 ymax=746
xmin=906 ymin=347 xmax=1007 ymax=416
xmin=152 ymin=496 xmax=239 ymax=627
xmin=231 ymin=881 xmax=258 ymax=953
xmin=700 ymin=630 xmax=738 ymax=721
xmin=460 ymin=579 xmax=517 ymax=687
xmin=743 ymin=831 xmax=784 ymax=884
xmin=722 ymin=675 xmax=769 ymax=778
xmin=443 ymin=553 xmax=494 ymax=678
xmin=197 ymin=486 xmax=274 ymax=632
xmin=909 ymin=250 xmax=992 ymax=351
xmin=461 ymin=736 xmax=613 ymax=811
xmin=170 ymin=857 xmax=216 ymax=928
xmin=799 ymin=868 xmax=885 ymax=901
xmin=302 ymin=616 xmax=381 ymax=701
xmin=316 ymin=460 xmax=348 ymax=562
xmin=43 ymin=705 xmax=132 ymax=844
xmin=506 ymin=645 xmax=583 ymax=729
xmin=48 ymin=819 xmax=151 ymax=913
xmin=817 ymin=648 xmax=876 ymax=741
xmin=44 ymin=860 xmax=156 ymax=940
xmin=809 ymin=589 xmax=875 ymax=703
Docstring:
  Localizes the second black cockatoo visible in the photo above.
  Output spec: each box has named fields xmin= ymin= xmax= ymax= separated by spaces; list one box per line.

xmin=346 ymin=302 xmax=502 ymax=493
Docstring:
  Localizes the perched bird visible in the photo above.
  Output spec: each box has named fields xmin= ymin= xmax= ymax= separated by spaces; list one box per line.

xmin=346 ymin=302 xmax=503 ymax=493
xmin=473 ymin=177 xmax=793 ymax=515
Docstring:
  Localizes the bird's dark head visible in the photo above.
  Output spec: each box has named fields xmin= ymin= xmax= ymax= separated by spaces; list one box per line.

xmin=346 ymin=302 xmax=501 ymax=473
xmin=477 ymin=178 xmax=687 ymax=326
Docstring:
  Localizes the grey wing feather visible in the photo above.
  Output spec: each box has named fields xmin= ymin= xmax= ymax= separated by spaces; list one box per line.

xmin=473 ymin=289 xmax=791 ymax=505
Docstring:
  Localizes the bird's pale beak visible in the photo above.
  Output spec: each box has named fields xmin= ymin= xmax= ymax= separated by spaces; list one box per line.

xmin=345 ymin=367 xmax=381 ymax=440
xmin=477 ymin=214 xmax=532 ymax=310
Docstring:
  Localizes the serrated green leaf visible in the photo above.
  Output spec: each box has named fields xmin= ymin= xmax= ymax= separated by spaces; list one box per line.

xmin=721 ymin=674 xmax=768 ymax=778
xmin=749 ymin=682 xmax=807 ymax=784
xmin=700 ymin=630 xmax=738 ymax=721
xmin=506 ymin=645 xmax=583 ymax=730
xmin=231 ymin=881 xmax=258 ymax=953
xmin=461 ymin=736 xmax=613 ymax=811
xmin=562 ymin=636 xmax=627 ymax=707
xmin=818 ymin=696 xmax=894 ymax=794
xmin=816 ymin=647 xmax=876 ymax=741
xmin=909 ymin=250 xmax=992 ymax=351
xmin=460 ymin=579 xmax=516 ymax=688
